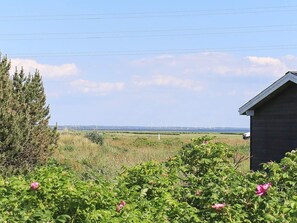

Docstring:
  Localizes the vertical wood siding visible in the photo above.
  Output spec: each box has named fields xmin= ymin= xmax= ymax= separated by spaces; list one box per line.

xmin=251 ymin=82 xmax=297 ymax=170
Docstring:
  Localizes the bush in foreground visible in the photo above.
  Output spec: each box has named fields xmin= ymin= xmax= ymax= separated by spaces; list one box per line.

xmin=1 ymin=136 xmax=297 ymax=222
xmin=0 ymin=164 xmax=117 ymax=222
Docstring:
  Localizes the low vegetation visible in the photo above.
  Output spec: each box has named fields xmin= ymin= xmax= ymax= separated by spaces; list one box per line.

xmin=1 ymin=136 xmax=297 ymax=222
xmin=85 ymin=131 xmax=104 ymax=145
xmin=53 ymin=131 xmax=249 ymax=178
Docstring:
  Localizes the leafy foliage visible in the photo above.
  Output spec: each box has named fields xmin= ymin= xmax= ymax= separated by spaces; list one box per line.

xmin=0 ymin=164 xmax=117 ymax=222
xmin=1 ymin=136 xmax=297 ymax=222
xmin=85 ymin=131 xmax=104 ymax=145
xmin=0 ymin=55 xmax=58 ymax=173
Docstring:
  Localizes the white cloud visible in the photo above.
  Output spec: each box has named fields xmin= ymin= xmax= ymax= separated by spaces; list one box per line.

xmin=245 ymin=56 xmax=288 ymax=76
xmin=11 ymin=58 xmax=79 ymax=78
xmin=131 ymin=52 xmax=297 ymax=77
xmin=70 ymin=79 xmax=125 ymax=95
xmin=247 ymin=56 xmax=282 ymax=66
xmin=132 ymin=52 xmax=243 ymax=75
xmin=133 ymin=75 xmax=204 ymax=91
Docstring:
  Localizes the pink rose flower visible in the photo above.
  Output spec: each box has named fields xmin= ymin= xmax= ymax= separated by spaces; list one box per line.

xmin=120 ymin=200 xmax=126 ymax=206
xmin=202 ymin=141 xmax=209 ymax=145
xmin=211 ymin=203 xmax=226 ymax=210
xmin=30 ymin=182 xmax=39 ymax=190
xmin=195 ymin=190 xmax=202 ymax=196
xmin=256 ymin=183 xmax=271 ymax=196
xmin=116 ymin=200 xmax=126 ymax=212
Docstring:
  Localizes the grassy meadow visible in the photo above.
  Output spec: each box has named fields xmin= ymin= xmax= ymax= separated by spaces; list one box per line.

xmin=53 ymin=131 xmax=250 ymax=179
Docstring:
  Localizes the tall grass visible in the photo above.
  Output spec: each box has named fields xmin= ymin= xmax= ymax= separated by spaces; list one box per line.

xmin=53 ymin=131 xmax=250 ymax=179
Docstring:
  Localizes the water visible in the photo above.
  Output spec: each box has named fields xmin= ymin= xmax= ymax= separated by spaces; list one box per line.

xmin=57 ymin=125 xmax=249 ymax=133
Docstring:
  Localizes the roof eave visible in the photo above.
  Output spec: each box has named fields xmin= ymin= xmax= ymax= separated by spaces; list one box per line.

xmin=239 ymin=72 xmax=297 ymax=115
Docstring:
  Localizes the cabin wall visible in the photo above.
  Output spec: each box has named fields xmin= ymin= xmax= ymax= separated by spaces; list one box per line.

xmin=251 ymin=83 xmax=297 ymax=170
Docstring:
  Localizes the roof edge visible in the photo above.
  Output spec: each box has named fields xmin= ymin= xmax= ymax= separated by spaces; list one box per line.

xmin=239 ymin=72 xmax=297 ymax=115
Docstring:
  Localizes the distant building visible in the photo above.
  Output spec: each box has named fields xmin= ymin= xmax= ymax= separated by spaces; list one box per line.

xmin=239 ymin=71 xmax=297 ymax=170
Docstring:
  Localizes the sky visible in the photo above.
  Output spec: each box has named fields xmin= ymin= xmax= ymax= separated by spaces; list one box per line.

xmin=1 ymin=1 xmax=297 ymax=128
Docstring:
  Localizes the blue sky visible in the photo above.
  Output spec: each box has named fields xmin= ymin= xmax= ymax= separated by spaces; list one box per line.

xmin=2 ymin=1 xmax=297 ymax=127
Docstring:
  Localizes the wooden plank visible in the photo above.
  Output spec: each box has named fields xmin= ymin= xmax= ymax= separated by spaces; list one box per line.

xmin=251 ymin=84 xmax=297 ymax=170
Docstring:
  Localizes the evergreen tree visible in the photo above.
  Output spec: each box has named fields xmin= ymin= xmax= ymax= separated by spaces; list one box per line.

xmin=0 ymin=56 xmax=16 ymax=164
xmin=22 ymin=71 xmax=58 ymax=166
xmin=0 ymin=55 xmax=58 ymax=172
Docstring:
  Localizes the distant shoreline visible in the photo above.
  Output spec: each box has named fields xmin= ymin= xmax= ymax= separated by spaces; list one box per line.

xmin=55 ymin=125 xmax=249 ymax=133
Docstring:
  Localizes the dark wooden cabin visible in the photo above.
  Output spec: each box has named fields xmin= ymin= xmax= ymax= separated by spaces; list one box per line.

xmin=239 ymin=71 xmax=297 ymax=170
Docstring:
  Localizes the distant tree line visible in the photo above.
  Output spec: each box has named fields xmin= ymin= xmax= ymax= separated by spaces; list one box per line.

xmin=0 ymin=55 xmax=58 ymax=174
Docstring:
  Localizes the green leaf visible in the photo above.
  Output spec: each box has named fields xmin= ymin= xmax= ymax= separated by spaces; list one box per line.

xmin=264 ymin=213 xmax=276 ymax=221
xmin=56 ymin=214 xmax=71 ymax=223
xmin=140 ymin=188 xmax=149 ymax=197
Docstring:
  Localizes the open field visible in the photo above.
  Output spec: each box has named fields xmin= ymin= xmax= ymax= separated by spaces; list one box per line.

xmin=53 ymin=131 xmax=250 ymax=179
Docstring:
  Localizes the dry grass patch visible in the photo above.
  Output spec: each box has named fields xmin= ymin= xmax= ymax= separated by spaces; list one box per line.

xmin=53 ymin=131 xmax=249 ymax=179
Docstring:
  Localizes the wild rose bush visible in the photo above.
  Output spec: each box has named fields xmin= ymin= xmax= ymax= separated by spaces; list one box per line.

xmin=1 ymin=136 xmax=297 ymax=222
xmin=0 ymin=165 xmax=119 ymax=222
xmin=116 ymin=137 xmax=297 ymax=222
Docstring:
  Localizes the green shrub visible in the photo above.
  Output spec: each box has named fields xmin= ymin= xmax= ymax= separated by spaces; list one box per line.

xmin=62 ymin=144 xmax=76 ymax=151
xmin=0 ymin=163 xmax=121 ymax=222
xmin=2 ymin=136 xmax=297 ymax=222
xmin=117 ymin=136 xmax=297 ymax=222
xmin=133 ymin=137 xmax=157 ymax=147
xmin=162 ymin=138 xmax=182 ymax=146
xmin=85 ymin=131 xmax=104 ymax=145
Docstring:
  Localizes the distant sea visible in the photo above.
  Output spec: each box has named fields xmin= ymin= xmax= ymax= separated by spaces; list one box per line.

xmin=56 ymin=125 xmax=249 ymax=133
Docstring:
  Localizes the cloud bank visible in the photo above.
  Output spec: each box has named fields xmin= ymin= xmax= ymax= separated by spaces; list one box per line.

xmin=132 ymin=53 xmax=297 ymax=77
xmin=70 ymin=79 xmax=125 ymax=96
xmin=133 ymin=75 xmax=204 ymax=91
xmin=11 ymin=58 xmax=79 ymax=78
